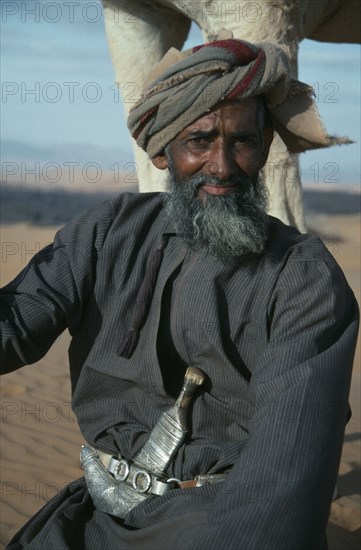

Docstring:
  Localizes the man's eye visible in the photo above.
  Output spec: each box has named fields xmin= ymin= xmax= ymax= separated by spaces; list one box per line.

xmin=188 ymin=137 xmax=208 ymax=147
xmin=234 ymin=137 xmax=256 ymax=148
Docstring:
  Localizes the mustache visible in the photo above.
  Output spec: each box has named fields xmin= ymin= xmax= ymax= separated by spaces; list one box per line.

xmin=179 ymin=173 xmax=255 ymax=194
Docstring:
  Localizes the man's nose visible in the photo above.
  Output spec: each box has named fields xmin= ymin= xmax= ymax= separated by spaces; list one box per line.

xmin=205 ymin=141 xmax=236 ymax=180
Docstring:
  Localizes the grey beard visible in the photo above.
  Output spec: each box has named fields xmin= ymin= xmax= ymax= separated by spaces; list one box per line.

xmin=164 ymin=170 xmax=270 ymax=261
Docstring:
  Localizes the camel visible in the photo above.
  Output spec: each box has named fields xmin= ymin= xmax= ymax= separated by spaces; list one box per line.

xmin=102 ymin=0 xmax=360 ymax=230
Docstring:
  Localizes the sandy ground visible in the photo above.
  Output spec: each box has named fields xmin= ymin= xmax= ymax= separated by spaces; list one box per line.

xmin=0 ymin=199 xmax=360 ymax=548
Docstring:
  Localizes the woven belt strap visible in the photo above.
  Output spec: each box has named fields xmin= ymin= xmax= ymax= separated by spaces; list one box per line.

xmin=97 ymin=450 xmax=228 ymax=496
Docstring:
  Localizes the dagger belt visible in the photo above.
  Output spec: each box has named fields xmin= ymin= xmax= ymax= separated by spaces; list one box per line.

xmin=80 ymin=367 xmax=228 ymax=519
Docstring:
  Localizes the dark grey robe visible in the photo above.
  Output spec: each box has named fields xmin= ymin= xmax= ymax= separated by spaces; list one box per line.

xmin=1 ymin=193 xmax=358 ymax=549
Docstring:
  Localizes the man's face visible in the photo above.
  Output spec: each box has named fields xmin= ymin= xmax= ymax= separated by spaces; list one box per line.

xmin=152 ymin=99 xmax=273 ymax=260
xmin=153 ymin=98 xmax=273 ymax=202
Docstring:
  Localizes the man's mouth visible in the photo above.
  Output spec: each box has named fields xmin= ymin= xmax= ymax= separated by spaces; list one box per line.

xmin=200 ymin=184 xmax=238 ymax=195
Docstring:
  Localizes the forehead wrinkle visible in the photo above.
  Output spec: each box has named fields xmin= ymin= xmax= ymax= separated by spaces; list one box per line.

xmin=185 ymin=112 xmax=220 ymax=132
xmin=183 ymin=114 xmax=243 ymax=135
xmin=175 ymin=100 xmax=260 ymax=141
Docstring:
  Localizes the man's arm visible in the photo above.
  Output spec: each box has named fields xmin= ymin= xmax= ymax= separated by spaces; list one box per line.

xmin=0 ymin=199 xmax=116 ymax=374
xmin=181 ymin=256 xmax=359 ymax=550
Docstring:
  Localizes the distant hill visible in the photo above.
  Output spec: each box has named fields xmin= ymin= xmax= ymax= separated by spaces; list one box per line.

xmin=0 ymin=185 xmax=360 ymax=226
xmin=1 ymin=140 xmax=132 ymax=170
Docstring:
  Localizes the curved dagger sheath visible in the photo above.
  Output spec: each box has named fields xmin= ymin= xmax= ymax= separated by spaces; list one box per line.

xmin=81 ymin=367 xmax=205 ymax=518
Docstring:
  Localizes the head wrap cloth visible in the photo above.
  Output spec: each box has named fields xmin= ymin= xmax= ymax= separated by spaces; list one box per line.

xmin=128 ymin=38 xmax=350 ymax=157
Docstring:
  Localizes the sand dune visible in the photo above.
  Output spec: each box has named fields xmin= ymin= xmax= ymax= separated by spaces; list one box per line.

xmin=0 ymin=189 xmax=360 ymax=549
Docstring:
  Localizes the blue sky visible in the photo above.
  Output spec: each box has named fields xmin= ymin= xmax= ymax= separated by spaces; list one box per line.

xmin=1 ymin=0 xmax=360 ymax=186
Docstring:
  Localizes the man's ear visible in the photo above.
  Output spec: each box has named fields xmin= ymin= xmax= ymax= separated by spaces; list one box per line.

xmin=260 ymin=126 xmax=274 ymax=167
xmin=151 ymin=153 xmax=168 ymax=170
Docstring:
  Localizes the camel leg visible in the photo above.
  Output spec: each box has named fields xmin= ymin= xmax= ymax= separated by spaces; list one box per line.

xmin=261 ymin=132 xmax=307 ymax=231
xmin=102 ymin=0 xmax=191 ymax=192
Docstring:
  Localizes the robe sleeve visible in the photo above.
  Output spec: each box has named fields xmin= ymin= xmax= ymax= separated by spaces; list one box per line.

xmin=183 ymin=254 xmax=359 ymax=549
xmin=0 ymin=199 xmax=116 ymax=374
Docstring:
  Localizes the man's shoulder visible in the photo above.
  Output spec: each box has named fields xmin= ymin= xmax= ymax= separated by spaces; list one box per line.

xmin=57 ymin=192 xmax=166 ymax=252
xmin=106 ymin=192 xmax=167 ymax=232
xmin=266 ymin=215 xmax=339 ymax=266
xmin=110 ymin=191 xmax=165 ymax=215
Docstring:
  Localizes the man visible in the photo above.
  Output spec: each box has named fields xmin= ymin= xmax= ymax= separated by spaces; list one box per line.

xmin=1 ymin=38 xmax=359 ymax=549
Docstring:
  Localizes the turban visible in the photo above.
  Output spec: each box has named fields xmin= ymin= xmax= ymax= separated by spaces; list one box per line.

xmin=127 ymin=37 xmax=351 ymax=157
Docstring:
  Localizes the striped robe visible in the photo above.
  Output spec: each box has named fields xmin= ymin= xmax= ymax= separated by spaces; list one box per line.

xmin=1 ymin=193 xmax=358 ymax=550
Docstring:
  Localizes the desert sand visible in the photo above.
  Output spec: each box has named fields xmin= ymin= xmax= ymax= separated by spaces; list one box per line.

xmin=0 ymin=187 xmax=360 ymax=549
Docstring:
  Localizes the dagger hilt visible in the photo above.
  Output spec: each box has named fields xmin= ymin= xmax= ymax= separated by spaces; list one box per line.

xmin=174 ymin=367 xmax=206 ymax=428
xmin=134 ymin=366 xmax=205 ymax=474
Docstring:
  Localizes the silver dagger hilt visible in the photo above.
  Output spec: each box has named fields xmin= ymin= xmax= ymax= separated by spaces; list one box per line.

xmin=134 ymin=366 xmax=205 ymax=476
